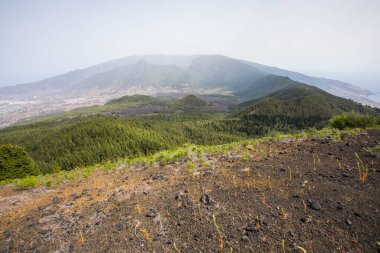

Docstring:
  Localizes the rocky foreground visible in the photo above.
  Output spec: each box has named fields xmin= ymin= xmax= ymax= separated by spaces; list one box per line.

xmin=0 ymin=130 xmax=379 ymax=253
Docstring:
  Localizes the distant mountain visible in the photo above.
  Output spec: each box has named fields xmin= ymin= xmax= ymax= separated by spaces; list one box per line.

xmin=242 ymin=60 xmax=374 ymax=105
xmin=234 ymin=75 xmax=299 ymax=99
xmin=1 ymin=54 xmax=379 ymax=128
xmin=1 ymin=54 xmax=376 ymax=104
xmin=75 ymin=60 xmax=191 ymax=90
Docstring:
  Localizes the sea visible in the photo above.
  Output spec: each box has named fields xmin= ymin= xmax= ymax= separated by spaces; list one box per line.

xmin=368 ymin=93 xmax=380 ymax=102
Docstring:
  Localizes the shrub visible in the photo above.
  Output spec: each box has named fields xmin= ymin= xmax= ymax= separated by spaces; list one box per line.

xmin=15 ymin=176 xmax=38 ymax=189
xmin=0 ymin=144 xmax=40 ymax=181
xmin=329 ymin=112 xmax=378 ymax=130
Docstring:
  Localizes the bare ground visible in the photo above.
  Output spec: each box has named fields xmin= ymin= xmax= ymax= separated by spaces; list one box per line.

xmin=0 ymin=130 xmax=379 ymax=253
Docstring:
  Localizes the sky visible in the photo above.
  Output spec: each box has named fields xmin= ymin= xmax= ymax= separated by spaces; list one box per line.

xmin=0 ymin=0 xmax=379 ymax=91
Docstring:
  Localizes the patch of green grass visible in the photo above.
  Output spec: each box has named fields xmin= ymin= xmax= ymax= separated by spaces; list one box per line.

xmin=186 ymin=161 xmax=196 ymax=174
xmin=15 ymin=176 xmax=38 ymax=189
xmin=257 ymin=149 xmax=267 ymax=160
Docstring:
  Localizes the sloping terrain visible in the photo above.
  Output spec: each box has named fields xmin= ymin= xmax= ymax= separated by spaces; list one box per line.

xmin=238 ymin=84 xmax=377 ymax=118
xmin=0 ymin=129 xmax=379 ymax=252
xmin=243 ymin=60 xmax=375 ymax=106
xmin=230 ymin=85 xmax=379 ymax=135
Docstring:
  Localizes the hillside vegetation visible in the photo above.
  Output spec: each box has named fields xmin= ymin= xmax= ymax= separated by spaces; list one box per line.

xmin=234 ymin=85 xmax=378 ymax=134
xmin=0 ymin=112 xmax=246 ymax=174
xmin=0 ymin=89 xmax=378 ymax=180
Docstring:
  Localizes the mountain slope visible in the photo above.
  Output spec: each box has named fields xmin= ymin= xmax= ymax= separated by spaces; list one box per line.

xmin=75 ymin=60 xmax=191 ymax=90
xmin=239 ymin=84 xmax=376 ymax=117
xmin=233 ymin=84 xmax=378 ymax=134
xmin=234 ymin=75 xmax=300 ymax=99
xmin=187 ymin=55 xmax=266 ymax=90
xmin=242 ymin=60 xmax=374 ymax=105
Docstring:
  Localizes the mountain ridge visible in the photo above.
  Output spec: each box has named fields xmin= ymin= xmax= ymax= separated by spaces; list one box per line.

xmin=0 ymin=54 xmax=375 ymax=103
xmin=1 ymin=54 xmax=379 ymax=128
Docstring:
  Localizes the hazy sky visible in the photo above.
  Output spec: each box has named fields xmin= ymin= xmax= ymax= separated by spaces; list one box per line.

xmin=0 ymin=0 xmax=379 ymax=90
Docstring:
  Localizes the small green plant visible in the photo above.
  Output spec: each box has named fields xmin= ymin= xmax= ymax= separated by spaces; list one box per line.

xmin=43 ymin=176 xmax=53 ymax=188
xmin=56 ymin=173 xmax=62 ymax=186
xmin=200 ymin=157 xmax=212 ymax=169
xmin=15 ymin=176 xmax=38 ymax=189
xmin=295 ymin=245 xmax=308 ymax=253
xmin=173 ymin=242 xmax=181 ymax=253
xmin=213 ymin=214 xmax=223 ymax=253
xmin=104 ymin=161 xmax=113 ymax=172
xmin=186 ymin=161 xmax=196 ymax=174
xmin=354 ymin=152 xmax=368 ymax=183
xmin=258 ymin=149 xmax=267 ymax=160
xmin=240 ymin=150 xmax=250 ymax=161
xmin=246 ymin=144 xmax=254 ymax=150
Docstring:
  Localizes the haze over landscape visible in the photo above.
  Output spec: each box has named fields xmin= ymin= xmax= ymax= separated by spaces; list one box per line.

xmin=1 ymin=1 xmax=380 ymax=253
xmin=1 ymin=0 xmax=379 ymax=91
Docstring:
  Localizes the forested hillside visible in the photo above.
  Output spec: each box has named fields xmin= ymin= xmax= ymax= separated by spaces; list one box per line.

xmin=234 ymin=84 xmax=379 ymax=134
xmin=0 ymin=89 xmax=378 ymax=178
xmin=0 ymin=112 xmax=245 ymax=173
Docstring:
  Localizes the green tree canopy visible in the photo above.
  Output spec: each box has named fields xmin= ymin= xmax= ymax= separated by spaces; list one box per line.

xmin=0 ymin=144 xmax=40 ymax=180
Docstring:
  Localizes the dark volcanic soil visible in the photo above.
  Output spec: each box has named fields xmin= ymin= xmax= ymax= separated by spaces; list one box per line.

xmin=0 ymin=130 xmax=379 ymax=253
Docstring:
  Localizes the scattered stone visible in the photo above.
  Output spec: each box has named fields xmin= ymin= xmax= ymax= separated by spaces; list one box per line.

xmin=281 ymin=138 xmax=296 ymax=143
xmin=309 ymin=200 xmax=321 ymax=210
xmin=200 ymin=194 xmax=213 ymax=205
xmin=69 ymin=194 xmax=80 ymax=201
xmin=241 ymin=235 xmax=249 ymax=242
xmin=346 ymin=219 xmax=352 ymax=225
xmin=42 ymin=208 xmax=55 ymax=216
xmin=244 ymin=223 xmax=259 ymax=234
xmin=146 ymin=208 xmax=158 ymax=218
xmin=193 ymin=171 xmax=201 ymax=176
xmin=321 ymin=137 xmax=331 ymax=144
xmin=301 ymin=215 xmax=313 ymax=223
xmin=240 ymin=167 xmax=250 ymax=173
xmin=51 ymin=197 xmax=63 ymax=204
xmin=175 ymin=191 xmax=186 ymax=200
xmin=151 ymin=173 xmax=167 ymax=180
xmin=81 ymin=188 xmax=90 ymax=195
xmin=10 ymin=200 xmax=19 ymax=206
